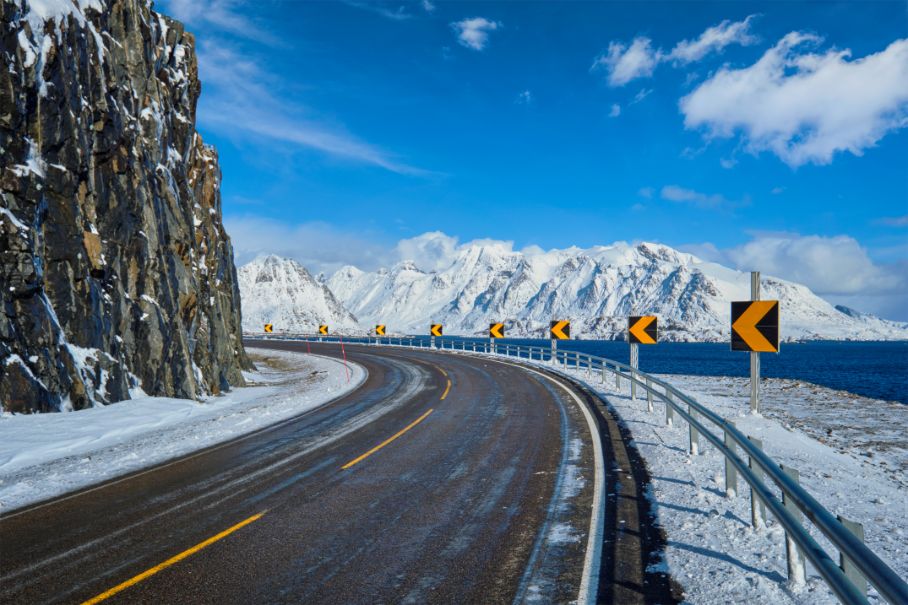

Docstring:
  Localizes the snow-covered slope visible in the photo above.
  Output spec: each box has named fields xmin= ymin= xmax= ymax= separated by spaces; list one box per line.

xmin=238 ymin=255 xmax=360 ymax=334
xmin=327 ymin=237 xmax=908 ymax=341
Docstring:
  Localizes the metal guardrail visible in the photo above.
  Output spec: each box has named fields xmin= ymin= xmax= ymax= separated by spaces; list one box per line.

xmin=251 ymin=334 xmax=908 ymax=605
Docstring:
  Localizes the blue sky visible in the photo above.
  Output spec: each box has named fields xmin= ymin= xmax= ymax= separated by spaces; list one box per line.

xmin=158 ymin=0 xmax=908 ymax=319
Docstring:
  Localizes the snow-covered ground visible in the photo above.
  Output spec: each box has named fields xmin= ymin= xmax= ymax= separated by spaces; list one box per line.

xmin=515 ymin=356 xmax=907 ymax=603
xmin=0 ymin=350 xmax=364 ymax=513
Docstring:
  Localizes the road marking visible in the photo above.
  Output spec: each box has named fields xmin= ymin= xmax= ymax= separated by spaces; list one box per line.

xmin=438 ymin=368 xmax=448 ymax=378
xmin=461 ymin=354 xmax=604 ymax=605
xmin=440 ymin=379 xmax=451 ymax=400
xmin=341 ymin=409 xmax=434 ymax=470
xmin=80 ymin=512 xmax=266 ymax=605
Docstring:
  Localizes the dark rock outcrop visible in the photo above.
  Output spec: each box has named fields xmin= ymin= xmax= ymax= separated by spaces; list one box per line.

xmin=1 ymin=0 xmax=250 ymax=412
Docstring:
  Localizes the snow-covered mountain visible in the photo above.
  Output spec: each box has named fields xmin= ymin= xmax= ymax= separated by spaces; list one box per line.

xmin=238 ymin=255 xmax=360 ymax=334
xmin=325 ymin=238 xmax=908 ymax=342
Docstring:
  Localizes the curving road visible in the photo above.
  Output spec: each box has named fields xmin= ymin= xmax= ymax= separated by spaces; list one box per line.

xmin=1 ymin=341 xmax=611 ymax=604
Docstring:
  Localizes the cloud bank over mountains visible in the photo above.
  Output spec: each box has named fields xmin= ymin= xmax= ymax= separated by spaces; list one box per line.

xmin=227 ymin=226 xmax=908 ymax=322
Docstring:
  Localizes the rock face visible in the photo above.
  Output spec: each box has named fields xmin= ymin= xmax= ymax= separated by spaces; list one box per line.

xmin=238 ymin=255 xmax=361 ymax=335
xmin=0 ymin=0 xmax=250 ymax=413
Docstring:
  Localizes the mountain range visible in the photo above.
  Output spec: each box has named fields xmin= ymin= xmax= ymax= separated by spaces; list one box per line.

xmin=239 ymin=238 xmax=908 ymax=342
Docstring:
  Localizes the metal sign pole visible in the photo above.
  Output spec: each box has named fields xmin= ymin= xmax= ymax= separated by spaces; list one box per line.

xmin=490 ymin=336 xmax=495 ymax=355
xmin=630 ymin=342 xmax=638 ymax=400
xmin=431 ymin=335 xmax=435 ymax=349
xmin=751 ymin=271 xmax=760 ymax=414
xmin=551 ymin=338 xmax=557 ymax=365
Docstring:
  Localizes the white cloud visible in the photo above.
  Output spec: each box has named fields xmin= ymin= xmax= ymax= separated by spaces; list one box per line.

xmin=422 ymin=0 xmax=435 ymax=12
xmin=395 ymin=232 xmax=463 ymax=271
xmin=680 ymin=35 xmax=908 ymax=166
xmin=727 ymin=234 xmax=905 ymax=298
xmin=592 ymin=16 xmax=757 ymax=87
xmin=226 ymin=217 xmax=394 ymax=274
xmin=681 ymin=233 xmax=908 ymax=320
xmin=630 ymin=88 xmax=653 ymax=104
xmin=451 ymin=17 xmax=502 ymax=51
xmin=661 ymin=185 xmax=745 ymax=209
xmin=160 ymin=0 xmax=424 ymax=174
xmin=719 ymin=157 xmax=737 ymax=169
xmin=608 ymin=103 xmax=621 ymax=117
xmin=770 ymin=186 xmax=785 ymax=195
xmin=667 ymin=15 xmax=758 ymax=64
xmin=194 ymin=42 xmax=423 ymax=175
xmin=878 ymin=215 xmax=908 ymax=227
xmin=342 ymin=1 xmax=412 ymax=21
xmin=516 ymin=90 xmax=533 ymax=105
xmin=162 ymin=0 xmax=279 ymax=45
xmin=591 ymin=37 xmax=659 ymax=86
xmin=638 ymin=186 xmax=654 ymax=199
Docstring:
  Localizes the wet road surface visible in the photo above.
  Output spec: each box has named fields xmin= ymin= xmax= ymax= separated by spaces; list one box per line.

xmin=1 ymin=341 xmax=603 ymax=604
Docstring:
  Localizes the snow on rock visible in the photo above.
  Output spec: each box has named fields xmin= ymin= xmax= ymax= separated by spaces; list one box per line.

xmin=325 ymin=236 xmax=908 ymax=341
xmin=0 ymin=350 xmax=364 ymax=512
xmin=2 ymin=0 xmax=250 ymax=413
xmin=239 ymin=255 xmax=361 ymax=334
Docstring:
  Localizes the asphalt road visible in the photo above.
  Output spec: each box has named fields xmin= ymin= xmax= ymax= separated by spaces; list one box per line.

xmin=0 ymin=341 xmax=609 ymax=604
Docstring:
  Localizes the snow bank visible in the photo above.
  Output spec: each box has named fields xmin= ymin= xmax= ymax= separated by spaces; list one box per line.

xmin=0 ymin=350 xmax=364 ymax=512
xmin=530 ymin=360 xmax=907 ymax=603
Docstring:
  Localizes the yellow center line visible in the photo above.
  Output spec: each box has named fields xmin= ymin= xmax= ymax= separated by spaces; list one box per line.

xmin=80 ymin=511 xmax=266 ymax=605
xmin=439 ymin=368 xmax=448 ymax=377
xmin=341 ymin=409 xmax=434 ymax=470
xmin=440 ymin=379 xmax=452 ymax=400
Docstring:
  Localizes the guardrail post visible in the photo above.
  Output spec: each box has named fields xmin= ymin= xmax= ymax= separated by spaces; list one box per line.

xmin=600 ymin=363 xmax=606 ymax=385
xmin=563 ymin=352 xmax=567 ymax=370
xmin=645 ymin=377 xmax=653 ymax=413
xmin=586 ymin=356 xmax=591 ymax=378
xmin=688 ymin=405 xmax=700 ymax=455
xmin=781 ymin=465 xmax=807 ymax=586
xmin=615 ymin=370 xmax=621 ymax=391
xmin=837 ymin=515 xmax=868 ymax=597
xmin=724 ymin=426 xmax=737 ymax=497
xmin=748 ymin=436 xmax=766 ymax=529
xmin=664 ymin=391 xmax=674 ymax=427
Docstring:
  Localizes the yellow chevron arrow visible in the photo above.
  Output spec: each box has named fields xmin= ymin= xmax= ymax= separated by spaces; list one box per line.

xmin=319 ymin=325 xmax=328 ymax=336
xmin=629 ymin=316 xmax=657 ymax=344
xmin=375 ymin=325 xmax=386 ymax=336
xmin=263 ymin=324 xmax=273 ymax=333
xmin=550 ymin=320 xmax=570 ymax=340
xmin=489 ymin=323 xmax=504 ymax=338
xmin=430 ymin=324 xmax=443 ymax=337
xmin=732 ymin=301 xmax=777 ymax=352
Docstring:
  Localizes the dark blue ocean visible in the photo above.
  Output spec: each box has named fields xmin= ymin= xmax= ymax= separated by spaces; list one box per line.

xmin=383 ymin=338 xmax=908 ymax=404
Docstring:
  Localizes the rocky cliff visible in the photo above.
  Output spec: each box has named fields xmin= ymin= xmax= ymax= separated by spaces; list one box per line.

xmin=0 ymin=0 xmax=250 ymax=413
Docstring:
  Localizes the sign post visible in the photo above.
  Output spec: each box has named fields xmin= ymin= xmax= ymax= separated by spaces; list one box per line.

xmin=750 ymin=272 xmax=760 ymax=414
xmin=318 ymin=324 xmax=328 ymax=341
xmin=628 ymin=315 xmax=658 ymax=401
xmin=730 ymin=272 xmax=779 ymax=415
xmin=629 ymin=342 xmax=638 ymax=400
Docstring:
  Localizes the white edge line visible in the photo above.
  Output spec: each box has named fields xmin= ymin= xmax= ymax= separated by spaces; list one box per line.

xmin=476 ymin=355 xmax=604 ymax=605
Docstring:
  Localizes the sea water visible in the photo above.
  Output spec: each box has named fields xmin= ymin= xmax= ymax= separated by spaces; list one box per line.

xmin=431 ymin=338 xmax=908 ymax=405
